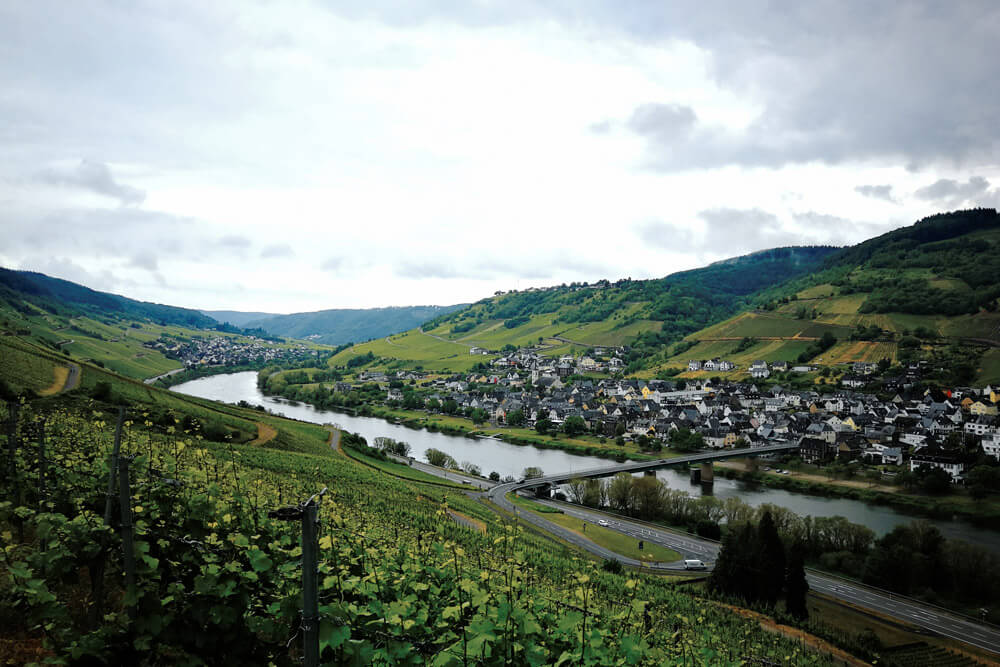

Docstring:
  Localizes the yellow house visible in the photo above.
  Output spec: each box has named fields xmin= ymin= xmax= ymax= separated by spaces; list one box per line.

xmin=724 ymin=432 xmax=740 ymax=447
xmin=991 ymin=390 xmax=1000 ymax=404
xmin=971 ymin=401 xmax=999 ymax=416
xmin=842 ymin=416 xmax=860 ymax=431
xmin=641 ymin=386 xmax=652 ymax=399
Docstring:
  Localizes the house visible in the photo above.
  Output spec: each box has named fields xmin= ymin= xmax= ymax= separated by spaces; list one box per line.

xmin=771 ymin=361 xmax=789 ymax=373
xmin=792 ymin=365 xmax=816 ymax=373
xmin=970 ymin=400 xmax=999 ymax=416
xmin=841 ymin=375 xmax=866 ymax=389
xmin=910 ymin=454 xmax=964 ymax=482
xmin=799 ymin=436 xmax=836 ymax=464
xmin=853 ymin=361 xmax=877 ymax=376
xmin=749 ymin=361 xmax=770 ymax=379
xmin=688 ymin=360 xmax=702 ymax=371
xmin=718 ymin=360 xmax=736 ymax=372
xmin=470 ymin=347 xmax=487 ymax=355
xmin=984 ymin=433 xmax=1000 ymax=461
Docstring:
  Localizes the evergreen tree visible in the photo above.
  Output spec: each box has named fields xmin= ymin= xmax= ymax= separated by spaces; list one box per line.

xmin=757 ymin=511 xmax=786 ymax=607
xmin=785 ymin=541 xmax=809 ymax=620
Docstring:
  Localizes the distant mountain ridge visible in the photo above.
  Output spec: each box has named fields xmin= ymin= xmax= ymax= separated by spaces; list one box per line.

xmin=0 ymin=267 xmax=215 ymax=328
xmin=202 ymin=310 xmax=279 ymax=328
xmin=239 ymin=305 xmax=467 ymax=345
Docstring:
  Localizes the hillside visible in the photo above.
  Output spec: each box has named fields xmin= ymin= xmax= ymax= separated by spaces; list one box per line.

xmin=0 ymin=267 xmax=216 ymax=328
xmin=241 ymin=304 xmax=466 ymax=345
xmin=0 ymin=270 xmax=321 ymax=381
xmin=656 ymin=209 xmax=1000 ymax=384
xmin=326 ymin=246 xmax=838 ymax=373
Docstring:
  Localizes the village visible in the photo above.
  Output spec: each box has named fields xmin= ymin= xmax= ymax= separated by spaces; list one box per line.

xmin=145 ymin=334 xmax=317 ymax=368
xmin=343 ymin=348 xmax=1000 ymax=489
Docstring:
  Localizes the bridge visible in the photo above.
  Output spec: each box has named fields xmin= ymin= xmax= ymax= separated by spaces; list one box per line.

xmin=516 ymin=442 xmax=799 ymax=490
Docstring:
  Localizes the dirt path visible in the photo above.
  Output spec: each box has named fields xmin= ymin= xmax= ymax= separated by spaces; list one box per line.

xmin=447 ymin=509 xmax=486 ymax=534
xmin=248 ymin=422 xmax=278 ymax=445
xmin=419 ymin=328 xmax=476 ymax=348
xmin=714 ymin=601 xmax=869 ymax=666
xmin=39 ymin=363 xmax=80 ymax=396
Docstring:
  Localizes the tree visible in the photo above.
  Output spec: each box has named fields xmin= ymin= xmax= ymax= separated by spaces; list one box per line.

xmin=535 ymin=418 xmax=553 ymax=435
xmin=426 ymin=448 xmax=456 ymax=468
xmin=470 ymin=408 xmax=488 ymax=425
xmin=567 ymin=478 xmax=587 ymax=504
xmin=442 ymin=399 xmax=458 ymax=415
xmin=785 ymin=541 xmax=809 ymax=620
xmin=522 ymin=466 xmax=544 ymax=480
xmin=488 ymin=471 xmax=501 ymax=482
xmin=632 ymin=476 xmax=664 ymax=519
xmin=461 ymin=461 xmax=482 ymax=476
xmin=607 ymin=473 xmax=634 ymax=513
xmin=914 ymin=464 xmax=953 ymax=495
xmin=757 ymin=511 xmax=786 ymax=607
xmin=563 ymin=415 xmax=586 ymax=437
xmin=506 ymin=409 xmax=525 ymax=427
xmin=967 ymin=465 xmax=1000 ymax=500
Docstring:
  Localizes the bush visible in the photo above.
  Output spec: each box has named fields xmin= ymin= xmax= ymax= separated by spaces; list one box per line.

xmin=90 ymin=381 xmax=112 ymax=402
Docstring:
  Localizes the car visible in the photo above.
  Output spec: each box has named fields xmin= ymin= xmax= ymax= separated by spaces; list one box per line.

xmin=782 ymin=470 xmax=790 ymax=475
xmin=763 ymin=466 xmax=771 ymax=471
xmin=597 ymin=519 xmax=609 ymax=527
xmin=683 ymin=559 xmax=707 ymax=571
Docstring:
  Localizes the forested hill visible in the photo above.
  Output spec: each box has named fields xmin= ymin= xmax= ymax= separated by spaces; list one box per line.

xmin=0 ymin=267 xmax=215 ymax=328
xmin=754 ymin=208 xmax=1000 ymax=317
xmin=242 ymin=304 xmax=466 ymax=345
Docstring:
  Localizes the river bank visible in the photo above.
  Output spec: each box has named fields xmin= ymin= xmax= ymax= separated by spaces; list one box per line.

xmin=170 ymin=371 xmax=1000 ymax=551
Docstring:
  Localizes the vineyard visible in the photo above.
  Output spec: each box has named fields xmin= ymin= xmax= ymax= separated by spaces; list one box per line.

xmin=0 ymin=391 xmax=843 ymax=665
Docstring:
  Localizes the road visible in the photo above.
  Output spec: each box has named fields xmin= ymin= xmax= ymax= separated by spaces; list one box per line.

xmin=486 ymin=482 xmax=1000 ymax=656
xmin=144 ymin=368 xmax=185 ymax=385
xmin=386 ymin=452 xmax=497 ymax=490
xmin=63 ymin=363 xmax=80 ymax=392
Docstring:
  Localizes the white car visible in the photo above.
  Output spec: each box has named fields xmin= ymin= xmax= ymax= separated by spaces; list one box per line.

xmin=597 ymin=519 xmax=609 ymax=527
xmin=684 ymin=559 xmax=707 ymax=571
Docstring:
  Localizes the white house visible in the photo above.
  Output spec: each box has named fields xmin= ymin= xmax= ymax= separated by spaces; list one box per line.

xmin=910 ymin=454 xmax=964 ymax=482
xmin=984 ymin=433 xmax=1000 ymax=461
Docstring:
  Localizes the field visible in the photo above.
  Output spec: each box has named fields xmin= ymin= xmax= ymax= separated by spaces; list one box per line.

xmin=329 ymin=329 xmax=489 ymax=372
xmin=814 ymin=341 xmax=897 ymax=365
xmin=0 ymin=337 xmax=62 ymax=394
xmin=690 ymin=312 xmax=851 ymax=341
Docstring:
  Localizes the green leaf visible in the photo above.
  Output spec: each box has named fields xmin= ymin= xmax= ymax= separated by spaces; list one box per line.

xmin=319 ymin=621 xmax=350 ymax=652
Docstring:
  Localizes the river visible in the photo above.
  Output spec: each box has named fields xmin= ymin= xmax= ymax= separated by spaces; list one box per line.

xmin=173 ymin=371 xmax=1000 ymax=551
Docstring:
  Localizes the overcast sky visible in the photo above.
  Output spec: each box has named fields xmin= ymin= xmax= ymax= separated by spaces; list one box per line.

xmin=2 ymin=1 xmax=999 ymax=313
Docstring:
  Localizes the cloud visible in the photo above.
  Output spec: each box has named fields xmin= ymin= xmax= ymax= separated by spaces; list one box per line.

xmin=260 ymin=243 xmax=294 ymax=259
xmin=854 ymin=184 xmax=897 ymax=203
xmin=698 ymin=208 xmax=788 ymax=248
xmin=626 ymin=103 xmax=697 ymax=141
xmin=588 ymin=119 xmax=612 ymax=135
xmin=320 ymin=256 xmax=346 ymax=272
xmin=635 ymin=221 xmax=695 ymax=249
xmin=217 ymin=235 xmax=252 ymax=249
xmin=36 ymin=159 xmax=145 ymax=205
xmin=129 ymin=252 xmax=159 ymax=271
xmin=914 ymin=176 xmax=990 ymax=205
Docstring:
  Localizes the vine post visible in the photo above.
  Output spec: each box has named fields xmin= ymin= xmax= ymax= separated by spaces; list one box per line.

xmin=5 ymin=401 xmax=19 ymax=495
xmin=267 ymin=487 xmax=326 ymax=667
xmin=118 ymin=455 xmax=137 ymax=622
xmin=103 ymin=407 xmax=125 ymax=525
xmin=302 ymin=498 xmax=319 ymax=667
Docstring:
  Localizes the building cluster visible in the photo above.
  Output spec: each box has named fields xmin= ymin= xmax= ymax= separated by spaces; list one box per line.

xmin=145 ymin=335 xmax=316 ymax=368
xmin=344 ymin=366 xmax=1000 ymax=486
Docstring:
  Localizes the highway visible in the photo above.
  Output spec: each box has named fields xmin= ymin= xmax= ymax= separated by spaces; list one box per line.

xmin=485 ymin=481 xmax=1000 ymax=656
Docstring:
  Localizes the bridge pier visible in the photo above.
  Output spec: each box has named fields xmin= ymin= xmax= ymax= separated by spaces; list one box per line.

xmin=689 ymin=467 xmax=701 ymax=483
xmin=700 ymin=462 xmax=714 ymax=483
xmin=534 ymin=484 xmax=552 ymax=499
xmin=644 ymin=470 xmax=656 ymax=477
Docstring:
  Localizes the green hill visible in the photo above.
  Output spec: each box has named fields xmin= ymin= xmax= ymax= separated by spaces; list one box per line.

xmin=241 ymin=304 xmax=466 ymax=345
xmin=0 ymin=269 xmax=315 ymax=381
xmin=0 ymin=267 xmax=216 ymax=328
xmin=326 ymin=246 xmax=838 ymax=374
xmin=656 ymin=209 xmax=1000 ymax=385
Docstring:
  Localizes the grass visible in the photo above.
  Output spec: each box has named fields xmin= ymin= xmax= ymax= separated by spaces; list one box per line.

xmin=509 ymin=493 xmax=682 ymax=564
xmin=816 ymin=341 xmax=897 ymax=365
xmin=339 ymin=444 xmax=474 ymax=490
xmin=0 ymin=337 xmax=62 ymax=394
xmin=977 ymin=348 xmax=1000 ymax=385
